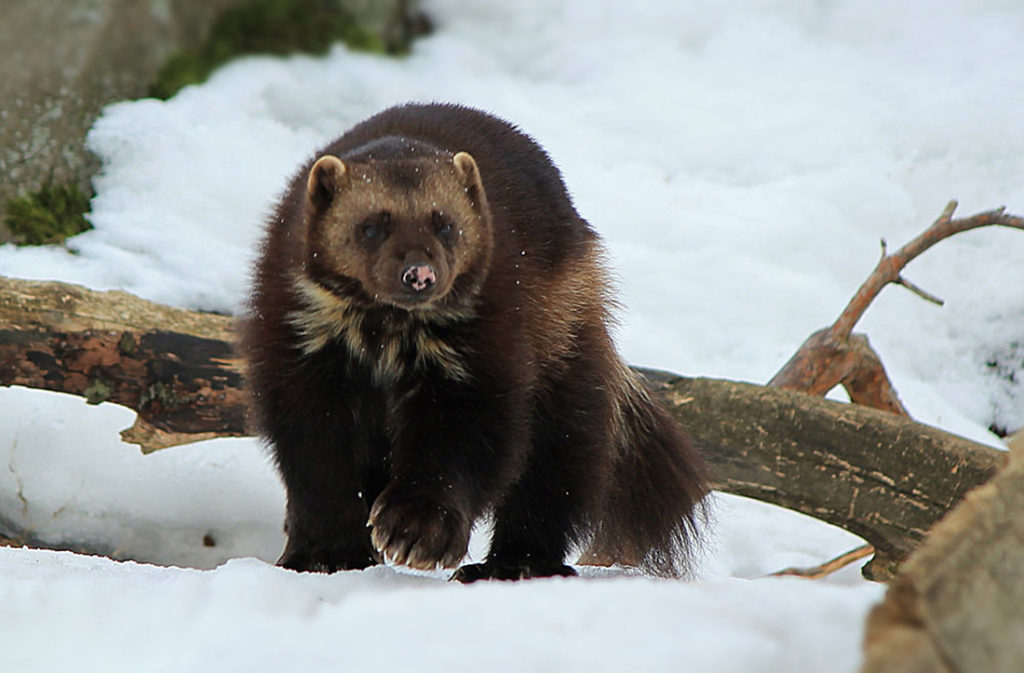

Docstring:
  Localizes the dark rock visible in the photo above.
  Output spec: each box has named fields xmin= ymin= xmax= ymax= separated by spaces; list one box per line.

xmin=0 ymin=0 xmax=425 ymax=242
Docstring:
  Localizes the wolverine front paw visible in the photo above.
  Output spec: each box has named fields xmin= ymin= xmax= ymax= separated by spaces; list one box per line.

xmin=368 ymin=491 xmax=471 ymax=571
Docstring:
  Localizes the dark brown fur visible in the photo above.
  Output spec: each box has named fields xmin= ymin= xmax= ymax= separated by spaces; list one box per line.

xmin=243 ymin=103 xmax=709 ymax=580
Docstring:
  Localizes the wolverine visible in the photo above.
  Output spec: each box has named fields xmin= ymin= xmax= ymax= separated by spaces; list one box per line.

xmin=243 ymin=103 xmax=709 ymax=581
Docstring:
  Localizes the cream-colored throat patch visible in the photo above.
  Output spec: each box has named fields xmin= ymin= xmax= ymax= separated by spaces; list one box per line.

xmin=287 ymin=275 xmax=472 ymax=383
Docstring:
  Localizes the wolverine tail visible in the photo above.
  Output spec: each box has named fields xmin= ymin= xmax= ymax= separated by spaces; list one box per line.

xmin=582 ymin=365 xmax=711 ymax=577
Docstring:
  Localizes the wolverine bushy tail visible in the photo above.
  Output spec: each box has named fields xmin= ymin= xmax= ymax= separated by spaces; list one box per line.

xmin=582 ymin=366 xmax=711 ymax=577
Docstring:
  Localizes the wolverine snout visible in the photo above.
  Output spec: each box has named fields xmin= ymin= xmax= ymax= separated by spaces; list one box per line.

xmin=401 ymin=263 xmax=437 ymax=292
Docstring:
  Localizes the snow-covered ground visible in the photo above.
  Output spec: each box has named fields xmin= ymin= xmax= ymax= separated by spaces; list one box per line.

xmin=2 ymin=0 xmax=1023 ymax=670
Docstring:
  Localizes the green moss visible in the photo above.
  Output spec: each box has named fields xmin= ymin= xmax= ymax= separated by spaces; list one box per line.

xmin=140 ymin=382 xmax=186 ymax=411
xmin=83 ymin=376 xmax=113 ymax=405
xmin=149 ymin=51 xmax=211 ymax=101
xmin=118 ymin=332 xmax=138 ymax=356
xmin=150 ymin=0 xmax=389 ymax=100
xmin=4 ymin=183 xmax=93 ymax=246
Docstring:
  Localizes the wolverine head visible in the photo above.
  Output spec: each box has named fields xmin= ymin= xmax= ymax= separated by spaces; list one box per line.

xmin=303 ymin=140 xmax=493 ymax=312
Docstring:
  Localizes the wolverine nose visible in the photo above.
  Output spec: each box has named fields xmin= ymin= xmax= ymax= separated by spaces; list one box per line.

xmin=401 ymin=264 xmax=436 ymax=292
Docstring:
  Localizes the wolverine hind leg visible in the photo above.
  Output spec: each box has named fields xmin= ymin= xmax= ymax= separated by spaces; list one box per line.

xmin=453 ymin=355 xmax=616 ymax=583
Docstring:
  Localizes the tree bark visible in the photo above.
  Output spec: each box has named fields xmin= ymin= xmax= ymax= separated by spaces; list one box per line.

xmin=1 ymin=275 xmax=1007 ymax=578
xmin=0 ymin=276 xmax=246 ymax=451
xmin=640 ymin=371 xmax=1006 ymax=579
xmin=861 ymin=443 xmax=1024 ymax=673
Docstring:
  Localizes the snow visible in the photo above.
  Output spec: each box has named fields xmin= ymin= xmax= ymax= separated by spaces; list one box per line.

xmin=2 ymin=0 xmax=1023 ymax=670
xmin=0 ymin=547 xmax=879 ymax=673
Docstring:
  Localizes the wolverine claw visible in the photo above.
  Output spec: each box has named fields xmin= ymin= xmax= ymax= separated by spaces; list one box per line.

xmin=368 ymin=523 xmax=388 ymax=554
xmin=368 ymin=490 xmax=470 ymax=571
xmin=367 ymin=499 xmax=383 ymax=526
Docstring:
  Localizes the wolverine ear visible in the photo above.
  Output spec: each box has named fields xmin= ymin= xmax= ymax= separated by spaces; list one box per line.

xmin=453 ymin=152 xmax=486 ymax=208
xmin=453 ymin=152 xmax=480 ymax=187
xmin=306 ymin=155 xmax=347 ymax=210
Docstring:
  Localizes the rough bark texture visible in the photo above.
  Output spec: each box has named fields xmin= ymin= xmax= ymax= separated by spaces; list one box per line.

xmin=0 ymin=276 xmax=245 ymax=452
xmin=861 ymin=443 xmax=1024 ymax=673
xmin=0 ymin=276 xmax=1007 ymax=577
xmin=639 ymin=371 xmax=1006 ymax=580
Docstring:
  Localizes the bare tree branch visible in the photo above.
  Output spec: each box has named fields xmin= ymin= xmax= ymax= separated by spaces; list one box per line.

xmin=769 ymin=543 xmax=875 ymax=580
xmin=769 ymin=202 xmax=1024 ymax=414
xmin=826 ymin=201 xmax=1023 ymax=342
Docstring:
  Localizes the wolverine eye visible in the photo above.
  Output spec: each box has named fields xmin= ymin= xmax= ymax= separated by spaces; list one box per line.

xmin=432 ymin=212 xmax=454 ymax=238
xmin=360 ymin=212 xmax=391 ymax=241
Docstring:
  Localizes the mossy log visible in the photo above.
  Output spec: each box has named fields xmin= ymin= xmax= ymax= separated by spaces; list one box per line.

xmin=0 ymin=275 xmax=1006 ymax=579
xmin=0 ymin=276 xmax=245 ymax=451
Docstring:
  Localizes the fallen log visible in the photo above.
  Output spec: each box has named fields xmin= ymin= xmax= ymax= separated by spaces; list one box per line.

xmin=0 ymin=276 xmax=245 ymax=451
xmin=0 ymin=275 xmax=1005 ymax=579
xmin=643 ymin=371 xmax=1005 ymax=579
